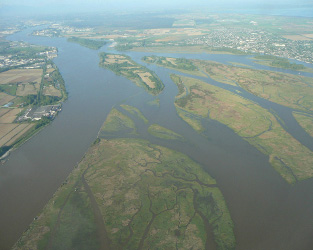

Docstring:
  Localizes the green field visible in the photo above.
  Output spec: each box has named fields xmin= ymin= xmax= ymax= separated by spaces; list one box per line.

xmin=172 ymin=74 xmax=313 ymax=183
xmin=13 ymin=108 xmax=236 ymax=250
xmin=99 ymin=53 xmax=164 ymax=95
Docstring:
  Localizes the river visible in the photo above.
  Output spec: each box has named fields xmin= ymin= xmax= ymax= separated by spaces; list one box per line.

xmin=1 ymin=26 xmax=313 ymax=250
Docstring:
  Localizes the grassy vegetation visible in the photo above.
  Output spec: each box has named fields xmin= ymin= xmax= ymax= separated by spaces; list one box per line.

xmin=0 ymin=84 xmax=17 ymax=95
xmin=193 ymin=59 xmax=313 ymax=112
xmin=99 ymin=52 xmax=164 ymax=95
xmin=176 ymin=108 xmax=204 ymax=132
xmin=148 ymin=124 xmax=183 ymax=140
xmin=13 ymin=137 xmax=236 ymax=250
xmin=293 ymin=112 xmax=313 ymax=137
xmin=228 ymin=62 xmax=252 ymax=68
xmin=205 ymin=47 xmax=249 ymax=55
xmin=99 ymin=108 xmax=136 ymax=137
xmin=147 ymin=98 xmax=160 ymax=107
xmin=67 ymin=37 xmax=107 ymax=50
xmin=253 ymin=55 xmax=313 ymax=72
xmin=120 ymin=104 xmax=149 ymax=124
xmin=143 ymin=55 xmax=206 ymax=77
xmin=172 ymin=74 xmax=313 ymax=183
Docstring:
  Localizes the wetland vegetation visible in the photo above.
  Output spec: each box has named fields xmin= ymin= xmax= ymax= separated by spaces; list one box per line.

xmin=171 ymin=74 xmax=313 ymax=183
xmin=13 ymin=107 xmax=236 ymax=250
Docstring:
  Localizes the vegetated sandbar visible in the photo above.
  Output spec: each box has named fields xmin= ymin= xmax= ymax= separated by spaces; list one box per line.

xmin=99 ymin=52 xmax=164 ymax=95
xmin=67 ymin=37 xmax=107 ymax=50
xmin=120 ymin=104 xmax=149 ymax=124
xmin=148 ymin=123 xmax=184 ymax=140
xmin=293 ymin=112 xmax=313 ymax=138
xmin=13 ymin=108 xmax=236 ymax=250
xmin=142 ymin=55 xmax=206 ymax=77
xmin=192 ymin=59 xmax=313 ymax=112
xmin=171 ymin=74 xmax=313 ymax=184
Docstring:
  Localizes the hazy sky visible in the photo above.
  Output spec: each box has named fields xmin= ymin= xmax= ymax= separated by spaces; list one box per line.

xmin=1 ymin=0 xmax=312 ymax=16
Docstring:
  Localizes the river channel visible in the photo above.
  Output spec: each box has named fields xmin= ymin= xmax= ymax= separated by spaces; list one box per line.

xmin=1 ymin=26 xmax=313 ymax=250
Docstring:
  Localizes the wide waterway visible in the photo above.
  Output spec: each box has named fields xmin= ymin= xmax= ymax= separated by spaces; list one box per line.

xmin=1 ymin=26 xmax=313 ymax=250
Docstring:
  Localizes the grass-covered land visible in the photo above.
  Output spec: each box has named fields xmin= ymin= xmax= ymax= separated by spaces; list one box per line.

xmin=67 ymin=37 xmax=107 ymax=50
xmin=148 ymin=124 xmax=183 ymax=140
xmin=193 ymin=59 xmax=313 ymax=112
xmin=147 ymin=98 xmax=160 ymax=107
xmin=99 ymin=52 xmax=164 ymax=95
xmin=293 ymin=112 xmax=313 ymax=137
xmin=13 ymin=137 xmax=236 ymax=250
xmin=253 ymin=55 xmax=313 ymax=73
xmin=142 ymin=55 xmax=206 ymax=77
xmin=172 ymin=74 xmax=313 ymax=183
xmin=120 ymin=104 xmax=148 ymax=124
xmin=99 ymin=108 xmax=136 ymax=137
xmin=13 ymin=106 xmax=236 ymax=250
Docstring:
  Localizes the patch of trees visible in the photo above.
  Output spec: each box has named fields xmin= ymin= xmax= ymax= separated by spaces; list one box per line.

xmin=35 ymin=116 xmax=51 ymax=129
xmin=0 ymin=146 xmax=12 ymax=157
xmin=68 ymin=37 xmax=107 ymax=50
xmin=255 ymin=55 xmax=305 ymax=70
xmin=143 ymin=56 xmax=197 ymax=71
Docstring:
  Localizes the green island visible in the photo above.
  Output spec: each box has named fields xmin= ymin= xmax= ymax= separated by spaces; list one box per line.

xmin=67 ymin=37 xmax=107 ymax=50
xmin=99 ymin=53 xmax=164 ymax=95
xmin=293 ymin=112 xmax=313 ymax=138
xmin=99 ymin=108 xmax=136 ymax=137
xmin=147 ymin=98 xmax=160 ymax=107
xmin=192 ymin=59 xmax=313 ymax=112
xmin=13 ymin=108 xmax=236 ymax=250
xmin=148 ymin=124 xmax=183 ymax=140
xmin=120 ymin=104 xmax=148 ymax=124
xmin=142 ymin=55 xmax=206 ymax=77
xmin=253 ymin=55 xmax=313 ymax=73
xmin=171 ymin=74 xmax=313 ymax=184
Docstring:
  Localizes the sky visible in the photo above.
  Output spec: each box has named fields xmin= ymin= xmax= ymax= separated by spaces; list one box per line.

xmin=1 ymin=0 xmax=313 ymax=17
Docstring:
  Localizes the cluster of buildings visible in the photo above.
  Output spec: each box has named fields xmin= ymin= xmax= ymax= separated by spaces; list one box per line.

xmin=17 ymin=105 xmax=62 ymax=122
xmin=184 ymin=27 xmax=313 ymax=63
xmin=0 ymin=42 xmax=57 ymax=69
xmin=32 ymin=25 xmax=93 ymax=37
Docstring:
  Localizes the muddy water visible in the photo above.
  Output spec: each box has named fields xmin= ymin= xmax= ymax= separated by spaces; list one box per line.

xmin=0 ymin=27 xmax=313 ymax=250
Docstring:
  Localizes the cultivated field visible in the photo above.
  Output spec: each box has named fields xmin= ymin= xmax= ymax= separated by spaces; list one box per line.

xmin=0 ymin=123 xmax=34 ymax=147
xmin=16 ymin=83 xmax=38 ymax=96
xmin=0 ymin=108 xmax=22 ymax=123
xmin=43 ymin=85 xmax=62 ymax=97
xmin=0 ymin=92 xmax=15 ymax=106
xmin=0 ymin=69 xmax=42 ymax=85
xmin=99 ymin=53 xmax=164 ymax=95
